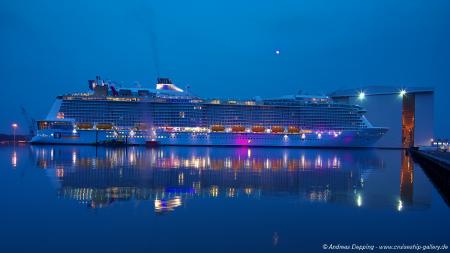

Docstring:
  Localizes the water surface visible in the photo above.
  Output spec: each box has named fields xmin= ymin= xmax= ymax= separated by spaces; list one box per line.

xmin=0 ymin=145 xmax=448 ymax=252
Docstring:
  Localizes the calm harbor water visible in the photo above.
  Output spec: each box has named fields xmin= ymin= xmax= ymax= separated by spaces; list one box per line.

xmin=0 ymin=145 xmax=448 ymax=252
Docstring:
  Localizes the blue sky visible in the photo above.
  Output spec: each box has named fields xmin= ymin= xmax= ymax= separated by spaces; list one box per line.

xmin=1 ymin=0 xmax=449 ymax=135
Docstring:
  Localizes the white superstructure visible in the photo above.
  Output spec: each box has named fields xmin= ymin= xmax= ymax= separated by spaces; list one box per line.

xmin=31 ymin=77 xmax=388 ymax=147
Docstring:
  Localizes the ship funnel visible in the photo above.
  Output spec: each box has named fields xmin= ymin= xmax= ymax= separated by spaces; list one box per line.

xmin=156 ymin=77 xmax=184 ymax=92
xmin=157 ymin=77 xmax=172 ymax=84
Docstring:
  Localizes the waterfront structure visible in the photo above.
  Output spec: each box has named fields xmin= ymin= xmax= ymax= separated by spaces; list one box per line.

xmin=31 ymin=77 xmax=388 ymax=147
xmin=330 ymin=86 xmax=434 ymax=148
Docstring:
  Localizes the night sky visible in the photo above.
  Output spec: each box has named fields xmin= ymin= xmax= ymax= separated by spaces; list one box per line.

xmin=1 ymin=0 xmax=449 ymax=135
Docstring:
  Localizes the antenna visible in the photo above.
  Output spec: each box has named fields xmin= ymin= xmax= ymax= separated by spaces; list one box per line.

xmin=135 ymin=1 xmax=161 ymax=79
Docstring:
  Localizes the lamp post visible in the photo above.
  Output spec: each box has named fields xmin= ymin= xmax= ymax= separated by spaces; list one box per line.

xmin=11 ymin=123 xmax=18 ymax=144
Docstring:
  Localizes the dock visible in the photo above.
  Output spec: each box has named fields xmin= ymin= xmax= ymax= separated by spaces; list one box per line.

xmin=410 ymin=148 xmax=450 ymax=206
xmin=410 ymin=148 xmax=450 ymax=171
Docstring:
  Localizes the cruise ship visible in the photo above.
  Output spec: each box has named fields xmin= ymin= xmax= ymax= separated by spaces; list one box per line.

xmin=31 ymin=77 xmax=388 ymax=147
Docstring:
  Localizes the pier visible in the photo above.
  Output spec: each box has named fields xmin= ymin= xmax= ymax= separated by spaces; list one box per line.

xmin=410 ymin=148 xmax=450 ymax=206
xmin=410 ymin=148 xmax=450 ymax=171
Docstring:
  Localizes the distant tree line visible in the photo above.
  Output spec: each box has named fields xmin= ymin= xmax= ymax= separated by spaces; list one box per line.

xmin=0 ymin=134 xmax=31 ymax=143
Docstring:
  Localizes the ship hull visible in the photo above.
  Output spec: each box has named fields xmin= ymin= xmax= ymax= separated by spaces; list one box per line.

xmin=31 ymin=128 xmax=387 ymax=148
xmin=31 ymin=129 xmax=151 ymax=146
xmin=156 ymin=128 xmax=387 ymax=148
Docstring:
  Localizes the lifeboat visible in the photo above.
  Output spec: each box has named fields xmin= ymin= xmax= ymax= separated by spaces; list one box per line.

xmin=231 ymin=125 xmax=246 ymax=132
xmin=251 ymin=126 xmax=265 ymax=133
xmin=271 ymin=126 xmax=284 ymax=133
xmin=76 ymin=123 xmax=93 ymax=129
xmin=211 ymin=125 xmax=225 ymax=132
xmin=96 ymin=123 xmax=113 ymax=130
xmin=288 ymin=126 xmax=300 ymax=133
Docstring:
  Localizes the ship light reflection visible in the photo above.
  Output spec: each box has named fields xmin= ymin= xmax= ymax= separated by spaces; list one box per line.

xmin=227 ymin=188 xmax=236 ymax=198
xmin=332 ymin=156 xmax=339 ymax=168
xmin=301 ymin=155 xmax=306 ymax=169
xmin=356 ymin=194 xmax=363 ymax=207
xmin=225 ymin=158 xmax=232 ymax=169
xmin=178 ymin=173 xmax=184 ymax=185
xmin=397 ymin=200 xmax=403 ymax=211
xmin=11 ymin=151 xmax=17 ymax=168
xmin=31 ymin=145 xmax=361 ymax=210
xmin=264 ymin=159 xmax=271 ymax=169
xmin=193 ymin=182 xmax=201 ymax=193
xmin=128 ymin=152 xmax=342 ymax=171
xmin=72 ymin=151 xmax=77 ymax=164
xmin=210 ymin=186 xmax=219 ymax=197
xmin=154 ymin=196 xmax=182 ymax=213
xmin=56 ymin=166 xmax=64 ymax=178
xmin=315 ymin=155 xmax=323 ymax=168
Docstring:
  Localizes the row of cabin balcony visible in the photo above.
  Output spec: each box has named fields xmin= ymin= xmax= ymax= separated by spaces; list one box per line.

xmin=61 ymin=92 xmax=356 ymax=109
